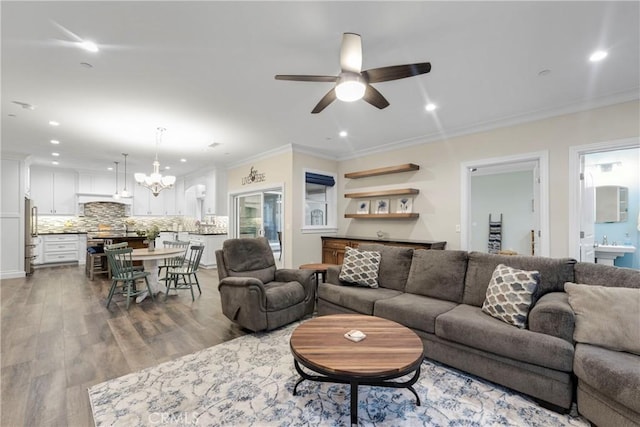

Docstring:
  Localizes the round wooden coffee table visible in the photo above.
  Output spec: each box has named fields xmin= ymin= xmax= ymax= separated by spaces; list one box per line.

xmin=290 ymin=314 xmax=424 ymax=425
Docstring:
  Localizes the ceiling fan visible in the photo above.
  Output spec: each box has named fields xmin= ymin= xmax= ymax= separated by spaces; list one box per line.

xmin=275 ymin=33 xmax=431 ymax=114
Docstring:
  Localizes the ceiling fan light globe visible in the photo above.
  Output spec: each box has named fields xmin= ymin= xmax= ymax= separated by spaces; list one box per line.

xmin=336 ymin=80 xmax=366 ymax=102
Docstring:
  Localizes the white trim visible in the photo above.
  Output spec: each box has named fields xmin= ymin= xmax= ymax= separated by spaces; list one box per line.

xmin=460 ymin=151 xmax=549 ymax=256
xmin=226 ymin=145 xmax=293 ymax=170
xmin=300 ymin=227 xmax=338 ymax=234
xmin=337 ymin=95 xmax=638 ymax=161
xmin=568 ymin=137 xmax=640 ymax=260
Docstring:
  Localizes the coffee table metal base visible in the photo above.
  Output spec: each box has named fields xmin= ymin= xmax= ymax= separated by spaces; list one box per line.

xmin=292 ymin=360 xmax=421 ymax=425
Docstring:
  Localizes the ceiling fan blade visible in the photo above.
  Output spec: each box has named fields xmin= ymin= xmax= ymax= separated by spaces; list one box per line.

xmin=275 ymin=75 xmax=338 ymax=82
xmin=311 ymin=88 xmax=337 ymax=114
xmin=362 ymin=62 xmax=431 ymax=83
xmin=340 ymin=33 xmax=362 ymax=73
xmin=363 ymin=85 xmax=390 ymax=110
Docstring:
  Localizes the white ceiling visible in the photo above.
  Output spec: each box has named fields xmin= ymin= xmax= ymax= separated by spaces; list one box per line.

xmin=2 ymin=1 xmax=639 ymax=177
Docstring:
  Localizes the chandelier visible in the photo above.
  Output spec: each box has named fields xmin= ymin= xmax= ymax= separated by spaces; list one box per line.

xmin=134 ymin=127 xmax=176 ymax=197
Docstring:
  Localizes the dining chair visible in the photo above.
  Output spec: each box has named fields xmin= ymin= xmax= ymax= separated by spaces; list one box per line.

xmin=165 ymin=245 xmax=204 ymax=301
xmin=158 ymin=240 xmax=190 ymax=284
xmin=105 ymin=246 xmax=154 ymax=309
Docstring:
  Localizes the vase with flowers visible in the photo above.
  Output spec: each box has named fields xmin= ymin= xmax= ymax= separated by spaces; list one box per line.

xmin=145 ymin=225 xmax=160 ymax=251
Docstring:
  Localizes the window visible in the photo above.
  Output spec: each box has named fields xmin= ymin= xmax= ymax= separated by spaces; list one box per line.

xmin=303 ymin=170 xmax=337 ymax=232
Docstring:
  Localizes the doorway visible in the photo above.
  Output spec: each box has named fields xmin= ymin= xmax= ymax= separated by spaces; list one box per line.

xmin=231 ymin=187 xmax=283 ymax=261
xmin=461 ymin=151 xmax=549 ymax=256
xmin=569 ymin=138 xmax=639 ymax=268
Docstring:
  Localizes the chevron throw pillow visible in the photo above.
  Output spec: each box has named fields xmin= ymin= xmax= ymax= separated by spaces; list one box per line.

xmin=339 ymin=247 xmax=381 ymax=288
xmin=482 ymin=264 xmax=540 ymax=328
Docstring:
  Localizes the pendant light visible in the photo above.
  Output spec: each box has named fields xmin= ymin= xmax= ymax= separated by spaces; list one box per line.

xmin=112 ymin=161 xmax=121 ymax=200
xmin=120 ymin=153 xmax=132 ymax=198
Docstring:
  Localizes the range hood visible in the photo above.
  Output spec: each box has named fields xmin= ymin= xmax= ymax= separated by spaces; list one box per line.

xmin=77 ymin=193 xmax=132 ymax=205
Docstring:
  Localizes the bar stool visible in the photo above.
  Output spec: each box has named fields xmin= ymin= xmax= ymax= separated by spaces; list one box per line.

xmin=86 ymin=240 xmax=109 ymax=280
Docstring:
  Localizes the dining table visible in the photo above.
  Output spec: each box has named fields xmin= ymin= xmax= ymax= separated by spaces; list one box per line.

xmin=130 ymin=247 xmax=186 ymax=302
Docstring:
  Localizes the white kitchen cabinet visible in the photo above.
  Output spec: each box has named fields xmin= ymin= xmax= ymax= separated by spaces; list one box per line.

xmin=31 ymin=167 xmax=77 ymax=215
xmin=78 ymin=234 xmax=87 ymax=265
xmin=174 ymin=179 xmax=185 ymax=215
xmin=133 ymin=184 xmax=177 ymax=216
xmin=42 ymin=234 xmax=79 ymax=264
xmin=78 ymin=172 xmax=116 ymax=194
xmin=189 ymin=234 xmax=226 ymax=269
xmin=32 ymin=236 xmax=43 ymax=265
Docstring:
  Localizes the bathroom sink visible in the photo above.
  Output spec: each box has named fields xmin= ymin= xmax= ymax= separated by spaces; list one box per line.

xmin=594 ymin=245 xmax=636 ymax=266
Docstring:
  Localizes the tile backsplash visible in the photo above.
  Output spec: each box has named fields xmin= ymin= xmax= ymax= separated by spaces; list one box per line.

xmin=36 ymin=202 xmax=228 ymax=234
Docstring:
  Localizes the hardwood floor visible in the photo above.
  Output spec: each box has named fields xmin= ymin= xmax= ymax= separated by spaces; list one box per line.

xmin=1 ymin=264 xmax=247 ymax=426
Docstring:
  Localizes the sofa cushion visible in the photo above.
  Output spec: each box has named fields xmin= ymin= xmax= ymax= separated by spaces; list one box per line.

xmin=404 ymin=250 xmax=468 ymax=303
xmin=317 ymin=282 xmax=401 ymax=315
xmin=528 ymin=292 xmax=575 ymax=343
xmin=359 ymin=244 xmax=414 ymax=291
xmin=574 ymin=343 xmax=640 ymax=413
xmin=373 ymin=293 xmax=458 ymax=334
xmin=565 ymin=282 xmax=640 ymax=355
xmin=264 ymin=281 xmax=306 ymax=311
xmin=574 ymin=262 xmax=640 ymax=289
xmin=338 ymin=246 xmax=381 ymax=287
xmin=481 ymin=264 xmax=540 ymax=329
xmin=462 ymin=251 xmax=576 ymax=307
xmin=435 ymin=304 xmax=574 ymax=372
xmin=222 ymin=237 xmax=276 ymax=283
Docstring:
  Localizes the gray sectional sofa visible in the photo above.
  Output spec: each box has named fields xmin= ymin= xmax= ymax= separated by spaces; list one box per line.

xmin=317 ymin=244 xmax=640 ymax=426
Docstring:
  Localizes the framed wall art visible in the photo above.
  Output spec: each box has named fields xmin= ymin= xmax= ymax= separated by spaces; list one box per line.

xmin=375 ymin=199 xmax=390 ymax=214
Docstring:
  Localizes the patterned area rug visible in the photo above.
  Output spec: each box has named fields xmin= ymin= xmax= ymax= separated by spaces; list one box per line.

xmin=89 ymin=322 xmax=589 ymax=426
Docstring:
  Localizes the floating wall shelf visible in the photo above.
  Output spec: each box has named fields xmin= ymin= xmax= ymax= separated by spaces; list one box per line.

xmin=344 ymin=188 xmax=420 ymax=199
xmin=344 ymin=163 xmax=420 ymax=179
xmin=344 ymin=213 xmax=419 ymax=219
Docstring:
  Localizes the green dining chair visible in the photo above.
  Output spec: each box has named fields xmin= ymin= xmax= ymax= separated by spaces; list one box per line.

xmin=158 ymin=240 xmax=190 ymax=284
xmin=165 ymin=245 xmax=204 ymax=301
xmin=105 ymin=246 xmax=154 ymax=309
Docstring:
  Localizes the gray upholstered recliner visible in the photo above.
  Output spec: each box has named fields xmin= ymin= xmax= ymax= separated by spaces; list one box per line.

xmin=216 ymin=237 xmax=315 ymax=332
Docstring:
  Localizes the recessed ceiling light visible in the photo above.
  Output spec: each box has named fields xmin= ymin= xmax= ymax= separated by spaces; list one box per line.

xmin=164 ymin=166 xmax=171 ymax=170
xmin=180 ymin=158 xmax=187 ymax=163
xmin=51 ymin=161 xmax=59 ymax=165
xmin=589 ymin=50 xmax=607 ymax=62
xmin=49 ymin=120 xmax=60 ymax=126
xmin=79 ymin=41 xmax=99 ymax=52
xmin=425 ymin=103 xmax=437 ymax=112
xmin=339 ymin=131 xmax=348 ymax=137
xmin=51 ymin=152 xmax=60 ymax=157
xmin=107 ymin=167 xmax=113 ymax=171
xmin=50 ymin=139 xmax=60 ymax=144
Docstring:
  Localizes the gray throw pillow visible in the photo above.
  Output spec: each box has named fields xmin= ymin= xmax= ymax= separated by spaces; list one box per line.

xmin=338 ymin=247 xmax=381 ymax=288
xmin=565 ymin=282 xmax=640 ymax=355
xmin=482 ymin=264 xmax=540 ymax=328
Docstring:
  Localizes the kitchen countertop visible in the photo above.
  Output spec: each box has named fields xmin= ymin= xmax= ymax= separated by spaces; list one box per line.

xmin=189 ymin=232 xmax=228 ymax=236
xmin=38 ymin=231 xmax=88 ymax=235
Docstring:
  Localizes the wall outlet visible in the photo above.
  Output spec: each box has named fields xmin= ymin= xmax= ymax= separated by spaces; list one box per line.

xmin=455 ymin=224 xmax=461 ymax=233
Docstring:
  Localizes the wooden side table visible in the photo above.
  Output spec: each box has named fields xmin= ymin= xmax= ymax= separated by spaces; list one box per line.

xmin=299 ymin=263 xmax=335 ymax=304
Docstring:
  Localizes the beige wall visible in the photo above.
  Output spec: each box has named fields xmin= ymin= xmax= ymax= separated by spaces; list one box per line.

xmin=223 ymin=101 xmax=639 ymax=266
xmin=338 ymin=100 xmax=640 ymax=258
xmin=292 ymin=151 xmax=339 ymax=266
xmin=226 ymin=149 xmax=294 ymax=265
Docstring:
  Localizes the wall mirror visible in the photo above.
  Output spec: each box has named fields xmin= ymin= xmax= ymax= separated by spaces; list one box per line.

xmin=595 ymin=185 xmax=628 ymax=223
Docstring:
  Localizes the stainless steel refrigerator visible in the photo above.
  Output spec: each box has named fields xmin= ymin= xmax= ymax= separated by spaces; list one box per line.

xmin=24 ymin=197 xmax=38 ymax=275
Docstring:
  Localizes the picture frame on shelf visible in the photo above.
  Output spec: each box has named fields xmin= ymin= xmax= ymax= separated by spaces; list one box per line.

xmin=397 ymin=197 xmax=413 ymax=214
xmin=375 ymin=199 xmax=390 ymax=214
xmin=357 ymin=200 xmax=370 ymax=215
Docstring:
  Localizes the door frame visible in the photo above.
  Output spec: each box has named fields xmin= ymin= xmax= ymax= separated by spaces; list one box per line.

xmin=460 ymin=151 xmax=549 ymax=256
xmin=229 ymin=182 xmax=285 ymax=259
xmin=568 ymin=137 xmax=640 ymax=260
